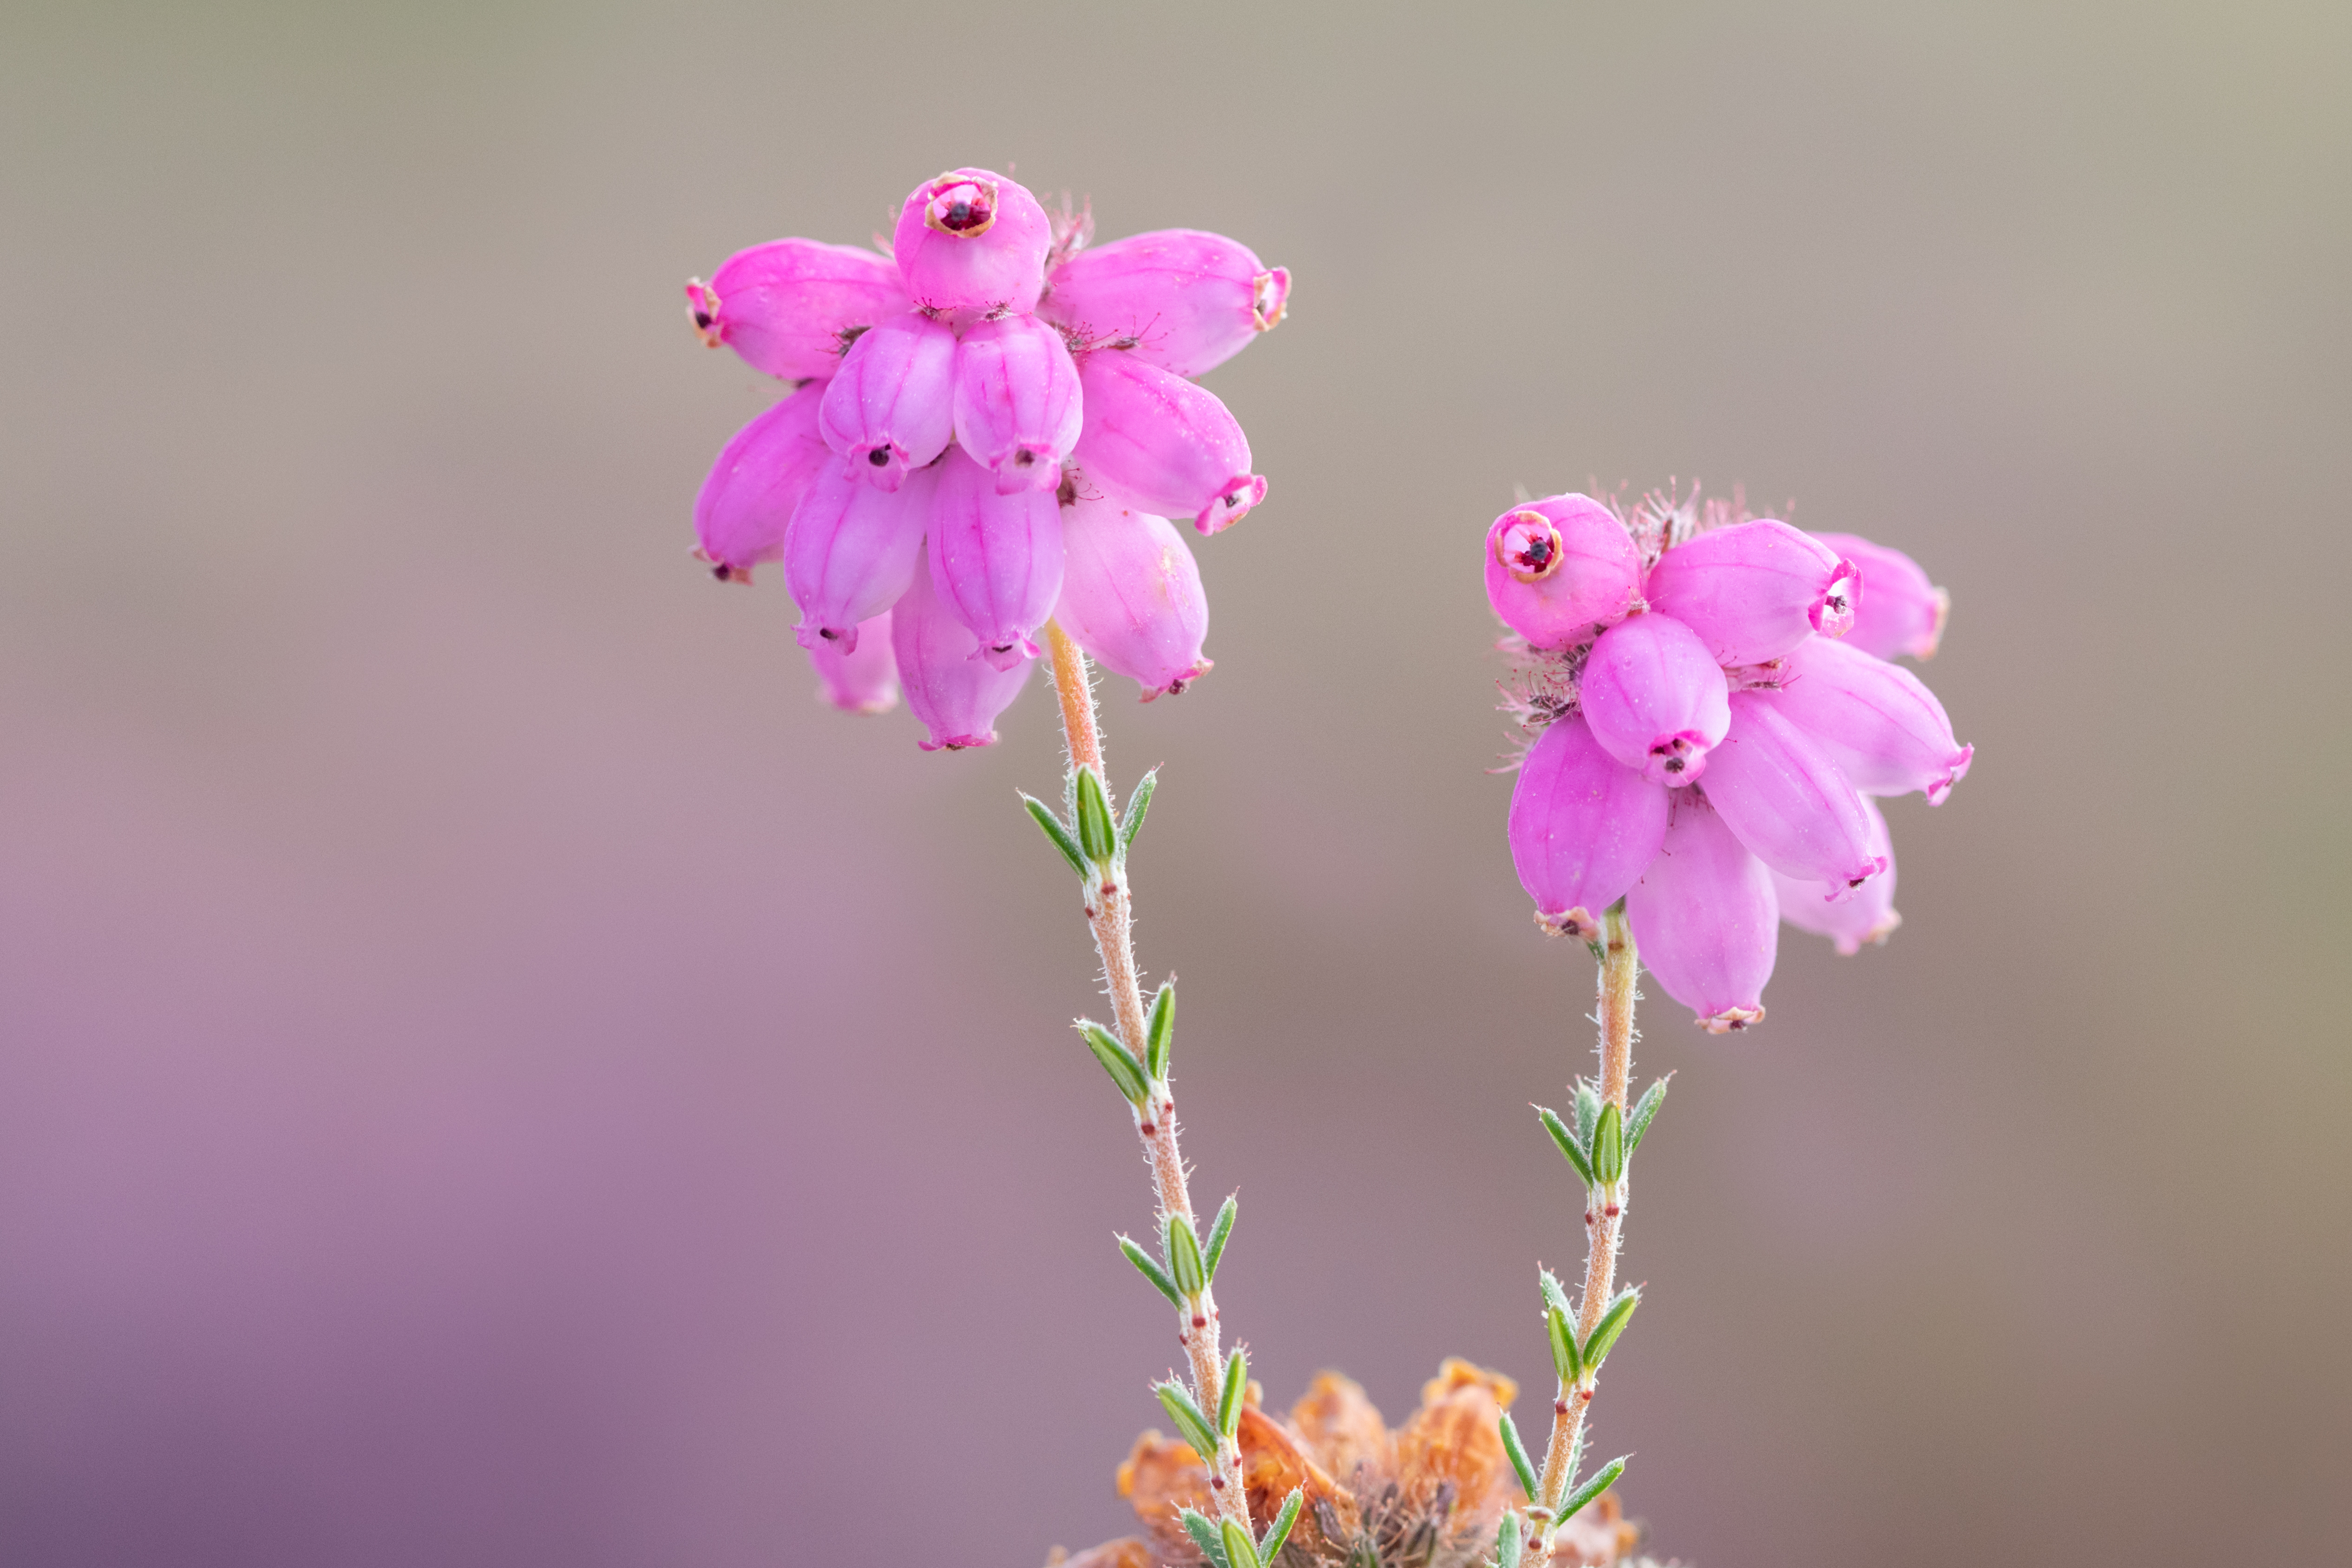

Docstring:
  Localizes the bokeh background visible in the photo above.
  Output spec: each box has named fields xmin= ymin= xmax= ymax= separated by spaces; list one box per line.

xmin=3 ymin=2 xmax=2346 ymax=1564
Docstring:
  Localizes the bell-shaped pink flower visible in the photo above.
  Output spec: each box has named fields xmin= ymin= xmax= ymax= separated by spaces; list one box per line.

xmin=1507 ymin=715 xmax=1671 ymax=940
xmin=1072 ymin=349 xmax=1265 ymax=533
xmin=692 ymin=381 xmax=832 ymax=583
xmin=818 ymin=313 xmax=957 ymax=490
xmin=952 ymin=315 xmax=1082 ymax=494
xmin=928 ymin=446 xmax=1064 ymax=669
xmin=1055 ymin=493 xmax=1212 ymax=699
xmin=806 ymin=610 xmax=899 ymax=715
xmin=1811 ymin=531 xmax=1947 ymax=661
xmin=892 ymin=547 xmax=1033 ymax=750
xmin=1040 ymin=229 xmax=1290 ymax=377
xmin=1627 ymin=792 xmax=1778 ymax=1033
xmin=1702 ymin=692 xmax=1887 ymax=897
xmin=1483 ymin=495 xmax=1644 ymax=651
xmin=1772 ymin=796 xmax=1899 ymax=955
xmin=784 ymin=457 xmax=936 ymax=653
xmin=1577 ymin=611 xmax=1732 ymax=786
xmin=1644 ymin=519 xmax=1861 ymax=666
xmin=891 ymin=167 xmax=1053 ymax=315
xmin=686 ymin=239 xmax=910 ymax=381
xmin=1772 ymin=636 xmax=1972 ymax=804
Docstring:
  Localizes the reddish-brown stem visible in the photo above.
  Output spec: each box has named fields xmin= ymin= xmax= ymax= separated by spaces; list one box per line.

xmin=1044 ymin=622 xmax=1250 ymax=1529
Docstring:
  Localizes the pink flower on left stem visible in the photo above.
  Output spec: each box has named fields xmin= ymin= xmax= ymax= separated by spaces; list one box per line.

xmin=680 ymin=166 xmax=1287 ymax=741
xmin=1491 ymin=485 xmax=1971 ymax=1032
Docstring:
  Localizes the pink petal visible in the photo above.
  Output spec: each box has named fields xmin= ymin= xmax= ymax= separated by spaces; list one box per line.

xmin=686 ymin=239 xmax=909 ymax=381
xmin=1054 ymin=492 xmax=1212 ymax=700
xmin=927 ymin=446 xmax=1063 ymax=670
xmin=1809 ymin=531 xmax=1949 ymax=660
xmin=1771 ymin=796 xmax=1900 ymax=955
xmin=806 ymin=610 xmax=899 ymax=715
xmin=1701 ymin=692 xmax=1887 ymax=896
xmin=951 ymin=315 xmax=1083 ymax=494
xmin=1771 ymin=636 xmax=1972 ymax=804
xmin=1071 ymin=349 xmax=1264 ymax=533
xmin=1627 ymin=791 xmax=1779 ymax=1033
xmin=783 ymin=456 xmax=936 ymax=652
xmin=1645 ymin=518 xmax=1861 ymax=666
xmin=892 ymin=548 xmax=1033 ymax=751
xmin=1040 ymin=228 xmax=1288 ymax=377
xmin=891 ymin=167 xmax=1053 ymax=315
xmin=691 ymin=381 xmax=831 ymax=583
xmin=1577 ymin=611 xmax=1732 ymax=786
xmin=1508 ymin=715 xmax=1671 ymax=939
xmin=817 ymin=313 xmax=957 ymax=490
xmin=1483 ymin=494 xmax=1644 ymax=650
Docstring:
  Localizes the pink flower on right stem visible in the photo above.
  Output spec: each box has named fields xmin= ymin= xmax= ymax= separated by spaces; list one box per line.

xmin=1491 ymin=484 xmax=1972 ymax=1031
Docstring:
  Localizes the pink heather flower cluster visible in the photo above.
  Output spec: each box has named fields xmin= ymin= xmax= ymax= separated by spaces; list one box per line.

xmin=1492 ymin=486 xmax=1970 ymax=1033
xmin=685 ymin=167 xmax=1289 ymax=749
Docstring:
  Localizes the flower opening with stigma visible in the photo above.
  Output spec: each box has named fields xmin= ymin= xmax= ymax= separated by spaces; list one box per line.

xmin=682 ymin=167 xmax=1287 ymax=741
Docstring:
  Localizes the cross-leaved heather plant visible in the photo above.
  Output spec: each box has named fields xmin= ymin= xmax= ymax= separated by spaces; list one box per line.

xmin=1479 ymin=482 xmax=1970 ymax=1566
xmin=679 ymin=166 xmax=1297 ymax=1550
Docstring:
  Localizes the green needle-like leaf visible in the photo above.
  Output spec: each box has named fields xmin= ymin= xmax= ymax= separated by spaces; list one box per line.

xmin=1220 ymin=1517 xmax=1264 ymax=1568
xmin=1180 ymin=1509 xmax=1231 ymax=1568
xmin=1546 ymin=1305 xmax=1583 ymax=1386
xmin=1627 ymin=1075 xmax=1670 ymax=1155
xmin=1573 ymin=1082 xmax=1601 ymax=1150
xmin=1120 ymin=768 xmax=1157 ymax=851
xmin=1498 ymin=1412 xmax=1540 ymax=1503
xmin=1166 ymin=1217 xmax=1206 ymax=1299
xmin=1156 ymin=1381 xmax=1221 ymax=1462
xmin=1219 ymin=1349 xmax=1248 ymax=1438
xmin=1074 ymin=767 xmax=1118 ymax=864
xmin=1079 ymin=1020 xmax=1149 ymax=1105
xmin=1116 ymin=1233 xmax=1182 ymax=1306
xmin=1020 ymin=794 xmax=1087 ymax=879
xmin=1538 ymin=1106 xmax=1595 ymax=1186
xmin=1581 ymin=1287 xmax=1640 ymax=1371
xmin=1493 ymin=1510 xmax=1523 ymax=1568
xmin=1592 ymin=1102 xmax=1625 ymax=1186
xmin=1556 ymin=1456 xmax=1628 ymax=1524
xmin=1203 ymin=1194 xmax=1238 ymax=1282
xmin=1145 ymin=979 xmax=1176 ymax=1081
xmin=1258 ymin=1487 xmax=1304 ymax=1564
xmin=1539 ymin=1268 xmax=1575 ymax=1321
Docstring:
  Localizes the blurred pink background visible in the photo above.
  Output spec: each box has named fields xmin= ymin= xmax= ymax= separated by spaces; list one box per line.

xmin=2 ymin=3 xmax=2346 ymax=1564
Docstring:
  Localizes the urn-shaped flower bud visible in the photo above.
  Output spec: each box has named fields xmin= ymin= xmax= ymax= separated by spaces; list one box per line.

xmin=817 ymin=313 xmax=957 ymax=490
xmin=1772 ymin=636 xmax=1973 ymax=804
xmin=1508 ymin=715 xmax=1671 ymax=940
xmin=806 ymin=610 xmax=899 ymax=714
xmin=1040 ymin=229 xmax=1290 ymax=377
xmin=784 ymin=457 xmax=936 ymax=653
xmin=692 ymin=381 xmax=832 ymax=582
xmin=1702 ymin=692 xmax=1887 ymax=896
xmin=1072 ymin=349 xmax=1265 ymax=533
xmin=1644 ymin=519 xmax=1861 ymax=666
xmin=1578 ymin=611 xmax=1733 ymax=786
xmin=892 ymin=547 xmax=1034 ymax=750
xmin=1810 ymin=532 xmax=1948 ymax=661
xmin=891 ymin=167 xmax=1053 ymax=315
xmin=1055 ymin=493 xmax=1212 ymax=699
xmin=685 ymin=239 xmax=910 ymax=381
xmin=1482 ymin=495 xmax=1644 ymax=650
xmin=928 ymin=446 xmax=1064 ymax=669
xmin=1627 ymin=792 xmax=1778 ymax=1033
xmin=952 ymin=314 xmax=1083 ymax=494
xmin=1772 ymin=796 xmax=1899 ymax=955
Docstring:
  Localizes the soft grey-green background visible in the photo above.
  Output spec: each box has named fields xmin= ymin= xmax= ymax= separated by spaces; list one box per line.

xmin=2 ymin=3 xmax=2345 ymax=1565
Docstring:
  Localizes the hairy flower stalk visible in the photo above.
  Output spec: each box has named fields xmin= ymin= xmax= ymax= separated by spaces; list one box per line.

xmin=1041 ymin=621 xmax=1255 ymax=1535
